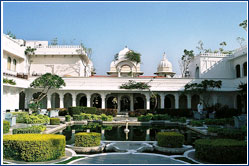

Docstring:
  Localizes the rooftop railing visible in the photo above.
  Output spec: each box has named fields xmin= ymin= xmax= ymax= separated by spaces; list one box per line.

xmin=35 ymin=45 xmax=81 ymax=48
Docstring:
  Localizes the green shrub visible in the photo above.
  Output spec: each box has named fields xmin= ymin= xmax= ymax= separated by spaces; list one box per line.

xmin=75 ymin=132 xmax=101 ymax=147
xmin=155 ymin=109 xmax=193 ymax=117
xmin=50 ymin=118 xmax=60 ymax=125
xmin=152 ymin=114 xmax=170 ymax=120
xmin=3 ymin=134 xmax=65 ymax=162
xmin=24 ymin=114 xmax=49 ymax=124
xmin=84 ymin=107 xmax=98 ymax=114
xmin=12 ymin=125 xmax=46 ymax=134
xmin=96 ymin=108 xmax=117 ymax=116
xmin=11 ymin=112 xmax=29 ymax=123
xmin=208 ymin=127 xmax=247 ymax=140
xmin=58 ymin=108 xmax=68 ymax=116
xmin=189 ymin=120 xmax=203 ymax=126
xmin=3 ymin=120 xmax=10 ymax=134
xmin=138 ymin=113 xmax=153 ymax=122
xmin=171 ymin=117 xmax=187 ymax=123
xmin=65 ymin=115 xmax=71 ymax=122
xmin=68 ymin=106 xmax=117 ymax=116
xmin=73 ymin=115 xmax=82 ymax=121
xmin=100 ymin=114 xmax=113 ymax=121
xmin=195 ymin=139 xmax=247 ymax=163
xmin=204 ymin=118 xmax=234 ymax=126
xmin=156 ymin=132 xmax=184 ymax=148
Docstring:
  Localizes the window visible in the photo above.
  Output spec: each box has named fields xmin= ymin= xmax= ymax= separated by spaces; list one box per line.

xmin=236 ymin=65 xmax=240 ymax=78
xmin=7 ymin=57 xmax=11 ymax=70
xmin=195 ymin=66 xmax=199 ymax=78
xmin=13 ymin=59 xmax=17 ymax=71
xmin=243 ymin=62 xmax=247 ymax=77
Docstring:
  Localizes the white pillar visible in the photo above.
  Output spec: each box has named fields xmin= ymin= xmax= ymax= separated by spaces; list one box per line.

xmin=160 ymin=93 xmax=165 ymax=109
xmin=187 ymin=94 xmax=191 ymax=109
xmin=86 ymin=94 xmax=91 ymax=107
xmin=47 ymin=94 xmax=51 ymax=108
xmin=59 ymin=94 xmax=64 ymax=108
xmin=240 ymin=65 xmax=243 ymax=78
xmin=145 ymin=94 xmax=150 ymax=110
xmin=101 ymin=94 xmax=106 ymax=109
xmin=72 ymin=94 xmax=76 ymax=107
xmin=130 ymin=94 xmax=134 ymax=111
xmin=174 ymin=93 xmax=179 ymax=109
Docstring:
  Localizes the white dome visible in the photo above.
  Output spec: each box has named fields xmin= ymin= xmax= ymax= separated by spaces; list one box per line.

xmin=157 ymin=52 xmax=173 ymax=72
xmin=118 ymin=46 xmax=130 ymax=60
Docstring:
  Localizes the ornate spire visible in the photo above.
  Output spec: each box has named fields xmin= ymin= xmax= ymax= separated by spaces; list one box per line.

xmin=163 ymin=52 xmax=166 ymax=60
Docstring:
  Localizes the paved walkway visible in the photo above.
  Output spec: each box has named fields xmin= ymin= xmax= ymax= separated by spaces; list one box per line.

xmin=71 ymin=153 xmax=186 ymax=164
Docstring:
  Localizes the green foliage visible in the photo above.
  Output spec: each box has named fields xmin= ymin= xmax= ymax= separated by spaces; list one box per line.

xmin=28 ymin=101 xmax=41 ymax=113
xmin=171 ymin=117 xmax=187 ymax=123
xmin=195 ymin=139 xmax=247 ymax=163
xmin=3 ymin=120 xmax=10 ymax=134
xmin=50 ymin=118 xmax=60 ymax=125
xmin=7 ymin=31 xmax=16 ymax=39
xmin=137 ymin=113 xmax=186 ymax=123
xmin=189 ymin=120 xmax=204 ymax=127
xmin=12 ymin=125 xmax=46 ymax=134
xmin=3 ymin=78 xmax=16 ymax=85
xmin=73 ymin=113 xmax=113 ymax=121
xmin=125 ymin=50 xmax=141 ymax=64
xmin=120 ymin=80 xmax=151 ymax=89
xmin=239 ymin=20 xmax=247 ymax=31
xmin=68 ymin=106 xmax=117 ymax=116
xmin=11 ymin=112 xmax=29 ymax=123
xmin=65 ymin=115 xmax=71 ymax=122
xmin=3 ymin=134 xmax=65 ymax=162
xmin=137 ymin=113 xmax=153 ymax=122
xmin=208 ymin=127 xmax=246 ymax=140
xmin=204 ymin=118 xmax=234 ymax=126
xmin=24 ymin=114 xmax=49 ymax=124
xmin=156 ymin=132 xmax=184 ymax=148
xmin=24 ymin=46 xmax=36 ymax=56
xmin=75 ymin=132 xmax=101 ymax=147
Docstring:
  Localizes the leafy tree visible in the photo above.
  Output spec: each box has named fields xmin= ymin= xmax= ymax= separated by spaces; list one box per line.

xmin=51 ymin=37 xmax=58 ymax=45
xmin=76 ymin=43 xmax=93 ymax=76
xmin=180 ymin=49 xmax=194 ymax=78
xmin=125 ymin=50 xmax=141 ymax=77
xmin=219 ymin=41 xmax=227 ymax=53
xmin=196 ymin=40 xmax=204 ymax=54
xmin=29 ymin=73 xmax=66 ymax=112
xmin=239 ymin=20 xmax=247 ymax=31
xmin=184 ymin=80 xmax=222 ymax=108
xmin=25 ymin=46 xmax=36 ymax=75
xmin=236 ymin=37 xmax=246 ymax=47
xmin=7 ymin=31 xmax=16 ymax=39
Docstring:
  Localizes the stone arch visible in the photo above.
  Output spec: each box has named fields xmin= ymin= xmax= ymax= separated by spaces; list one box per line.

xmin=191 ymin=94 xmax=200 ymax=110
xmin=106 ymin=95 xmax=118 ymax=109
xmin=134 ymin=95 xmax=146 ymax=110
xmin=13 ymin=59 xmax=17 ymax=71
xmin=76 ymin=93 xmax=87 ymax=106
xmin=32 ymin=92 xmax=47 ymax=109
xmin=164 ymin=94 xmax=175 ymax=109
xmin=91 ymin=93 xmax=102 ymax=108
xmin=64 ymin=93 xmax=72 ymax=108
xmin=120 ymin=95 xmax=130 ymax=112
xmin=195 ymin=66 xmax=199 ymax=78
xmin=243 ymin=62 xmax=247 ymax=77
xmin=7 ymin=57 xmax=11 ymax=70
xmin=179 ymin=94 xmax=187 ymax=109
xmin=19 ymin=91 xmax=25 ymax=110
xmin=236 ymin=64 xmax=240 ymax=78
xmin=51 ymin=93 xmax=60 ymax=108
xmin=150 ymin=94 xmax=161 ymax=110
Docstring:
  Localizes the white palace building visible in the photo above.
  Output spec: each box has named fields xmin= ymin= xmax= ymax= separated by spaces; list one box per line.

xmin=2 ymin=34 xmax=248 ymax=113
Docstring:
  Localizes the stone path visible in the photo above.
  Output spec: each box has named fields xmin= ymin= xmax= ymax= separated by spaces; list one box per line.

xmin=72 ymin=154 xmax=186 ymax=164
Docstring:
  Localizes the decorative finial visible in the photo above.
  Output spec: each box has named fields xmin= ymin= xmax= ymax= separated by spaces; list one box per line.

xmin=163 ymin=52 xmax=166 ymax=59
xmin=125 ymin=45 xmax=128 ymax=48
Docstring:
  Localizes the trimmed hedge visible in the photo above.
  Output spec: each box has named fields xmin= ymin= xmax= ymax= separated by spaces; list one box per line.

xmin=3 ymin=120 xmax=10 ymax=134
xmin=75 ymin=132 xmax=101 ymax=147
xmin=13 ymin=125 xmax=46 ymax=134
xmin=25 ymin=114 xmax=50 ymax=124
xmin=137 ymin=113 xmax=186 ymax=123
xmin=129 ymin=109 xmax=193 ymax=117
xmin=156 ymin=132 xmax=184 ymax=148
xmin=3 ymin=134 xmax=65 ymax=162
xmin=204 ymin=118 xmax=234 ymax=126
xmin=189 ymin=120 xmax=204 ymax=127
xmin=73 ymin=113 xmax=113 ymax=121
xmin=65 ymin=115 xmax=71 ymax=122
xmin=11 ymin=112 xmax=29 ymax=123
xmin=68 ymin=106 xmax=117 ymax=116
xmin=195 ymin=139 xmax=247 ymax=163
xmin=208 ymin=127 xmax=247 ymax=140
xmin=50 ymin=118 xmax=60 ymax=125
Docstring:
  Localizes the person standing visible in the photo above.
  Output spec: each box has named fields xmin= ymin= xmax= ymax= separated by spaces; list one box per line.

xmin=197 ymin=102 xmax=203 ymax=114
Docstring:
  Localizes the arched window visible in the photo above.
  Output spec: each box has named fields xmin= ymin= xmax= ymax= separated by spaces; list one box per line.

xmin=236 ymin=65 xmax=240 ymax=78
xmin=195 ymin=67 xmax=199 ymax=78
xmin=243 ymin=62 xmax=247 ymax=77
xmin=7 ymin=57 xmax=11 ymax=70
xmin=13 ymin=59 xmax=17 ymax=71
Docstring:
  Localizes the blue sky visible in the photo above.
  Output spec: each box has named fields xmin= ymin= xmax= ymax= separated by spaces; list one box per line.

xmin=3 ymin=2 xmax=247 ymax=75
